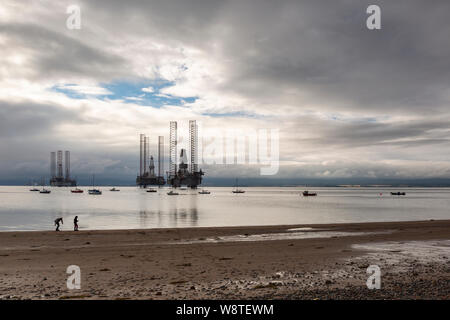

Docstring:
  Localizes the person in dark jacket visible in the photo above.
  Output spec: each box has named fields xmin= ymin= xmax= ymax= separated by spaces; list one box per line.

xmin=74 ymin=216 xmax=79 ymax=231
xmin=54 ymin=217 xmax=63 ymax=231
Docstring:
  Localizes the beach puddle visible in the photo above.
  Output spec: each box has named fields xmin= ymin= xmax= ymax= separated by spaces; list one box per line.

xmin=286 ymin=227 xmax=317 ymax=232
xmin=349 ymin=240 xmax=450 ymax=274
xmin=170 ymin=229 xmax=393 ymax=244
xmin=352 ymin=240 xmax=450 ymax=266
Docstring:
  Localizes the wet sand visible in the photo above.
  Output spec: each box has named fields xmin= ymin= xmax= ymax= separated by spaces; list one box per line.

xmin=0 ymin=220 xmax=449 ymax=300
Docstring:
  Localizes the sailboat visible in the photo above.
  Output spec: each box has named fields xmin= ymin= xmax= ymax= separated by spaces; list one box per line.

xmin=232 ymin=178 xmax=245 ymax=194
xmin=88 ymin=174 xmax=102 ymax=195
xmin=30 ymin=181 xmax=39 ymax=192
xmin=39 ymin=179 xmax=51 ymax=194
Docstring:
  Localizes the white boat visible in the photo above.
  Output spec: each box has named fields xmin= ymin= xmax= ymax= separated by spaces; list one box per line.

xmin=167 ymin=190 xmax=179 ymax=195
xmin=39 ymin=179 xmax=50 ymax=193
xmin=198 ymin=189 xmax=211 ymax=194
xmin=146 ymin=188 xmax=157 ymax=193
xmin=110 ymin=187 xmax=120 ymax=192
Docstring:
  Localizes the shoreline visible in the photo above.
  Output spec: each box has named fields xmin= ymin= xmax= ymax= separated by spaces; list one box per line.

xmin=1 ymin=220 xmax=449 ymax=300
xmin=1 ymin=218 xmax=448 ymax=233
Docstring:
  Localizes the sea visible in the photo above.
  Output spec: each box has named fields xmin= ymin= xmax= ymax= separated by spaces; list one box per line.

xmin=0 ymin=186 xmax=449 ymax=231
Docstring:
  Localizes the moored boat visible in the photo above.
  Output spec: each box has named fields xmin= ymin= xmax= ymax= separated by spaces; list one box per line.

xmin=302 ymin=190 xmax=317 ymax=196
xmin=232 ymin=178 xmax=245 ymax=193
xmin=88 ymin=174 xmax=102 ymax=195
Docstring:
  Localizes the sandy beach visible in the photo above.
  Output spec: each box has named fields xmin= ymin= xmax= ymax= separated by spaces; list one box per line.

xmin=0 ymin=220 xmax=449 ymax=300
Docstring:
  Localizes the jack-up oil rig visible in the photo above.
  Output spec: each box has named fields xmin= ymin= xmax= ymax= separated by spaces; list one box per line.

xmin=136 ymin=120 xmax=204 ymax=189
xmin=136 ymin=135 xmax=165 ymax=187
xmin=49 ymin=151 xmax=77 ymax=187
xmin=168 ymin=120 xmax=204 ymax=189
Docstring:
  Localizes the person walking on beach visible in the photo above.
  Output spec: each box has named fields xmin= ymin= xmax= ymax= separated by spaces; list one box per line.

xmin=74 ymin=216 xmax=79 ymax=231
xmin=54 ymin=217 xmax=63 ymax=231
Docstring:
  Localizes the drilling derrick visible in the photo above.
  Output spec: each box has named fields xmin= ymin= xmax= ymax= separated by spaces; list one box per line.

xmin=158 ymin=136 xmax=164 ymax=184
xmin=169 ymin=121 xmax=177 ymax=179
xmin=65 ymin=151 xmax=70 ymax=180
xmin=149 ymin=156 xmax=155 ymax=176
xmin=190 ymin=120 xmax=198 ymax=173
xmin=144 ymin=136 xmax=148 ymax=175
xmin=179 ymin=149 xmax=188 ymax=175
xmin=57 ymin=150 xmax=63 ymax=178
xmin=139 ymin=134 xmax=144 ymax=177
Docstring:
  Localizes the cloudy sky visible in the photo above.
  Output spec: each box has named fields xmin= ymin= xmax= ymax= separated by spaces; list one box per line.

xmin=1 ymin=0 xmax=449 ymax=185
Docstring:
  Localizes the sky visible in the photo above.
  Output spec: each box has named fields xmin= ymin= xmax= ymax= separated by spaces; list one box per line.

xmin=0 ymin=0 xmax=449 ymax=185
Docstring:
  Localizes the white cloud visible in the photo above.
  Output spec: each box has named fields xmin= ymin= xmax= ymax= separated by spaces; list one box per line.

xmin=125 ymin=96 xmax=144 ymax=101
xmin=57 ymin=84 xmax=112 ymax=96
xmin=142 ymin=86 xmax=154 ymax=93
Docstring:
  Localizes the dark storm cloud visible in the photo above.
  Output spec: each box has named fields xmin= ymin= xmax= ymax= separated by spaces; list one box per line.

xmin=0 ymin=23 xmax=129 ymax=81
xmin=308 ymin=119 xmax=450 ymax=148
xmin=0 ymin=100 xmax=83 ymax=138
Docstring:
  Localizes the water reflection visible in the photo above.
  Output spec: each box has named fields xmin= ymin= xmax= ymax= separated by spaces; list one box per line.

xmin=138 ymin=208 xmax=199 ymax=228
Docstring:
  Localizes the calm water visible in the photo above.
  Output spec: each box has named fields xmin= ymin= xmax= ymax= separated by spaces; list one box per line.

xmin=0 ymin=186 xmax=449 ymax=231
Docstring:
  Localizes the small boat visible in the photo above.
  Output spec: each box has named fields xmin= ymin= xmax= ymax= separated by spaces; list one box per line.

xmin=146 ymin=188 xmax=157 ymax=193
xmin=110 ymin=187 xmax=120 ymax=192
xmin=39 ymin=179 xmax=50 ymax=193
xmin=198 ymin=189 xmax=211 ymax=194
xmin=232 ymin=178 xmax=245 ymax=194
xmin=302 ymin=191 xmax=317 ymax=197
xmin=391 ymin=192 xmax=406 ymax=196
xmin=88 ymin=174 xmax=102 ymax=195
xmin=179 ymin=186 xmax=188 ymax=191
xmin=30 ymin=180 xmax=39 ymax=191
xmin=167 ymin=190 xmax=179 ymax=195
xmin=71 ymin=188 xmax=84 ymax=193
